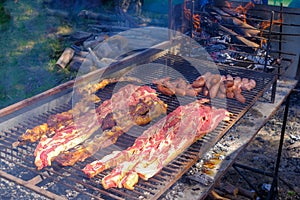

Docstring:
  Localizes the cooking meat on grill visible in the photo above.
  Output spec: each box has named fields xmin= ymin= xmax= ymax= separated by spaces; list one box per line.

xmin=12 ymin=77 xmax=141 ymax=148
xmin=153 ymin=73 xmax=256 ymax=103
xmin=82 ymin=99 xmax=231 ymax=190
xmin=192 ymin=73 xmax=257 ymax=103
xmin=34 ymin=84 xmax=166 ymax=170
xmin=77 ymin=76 xmax=141 ymax=96
xmin=55 ymin=94 xmax=167 ymax=166
xmin=153 ymin=77 xmax=198 ymax=97
xmin=12 ymin=94 xmax=101 ymax=147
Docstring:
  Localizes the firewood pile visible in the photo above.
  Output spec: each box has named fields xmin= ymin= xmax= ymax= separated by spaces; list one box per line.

xmin=182 ymin=1 xmax=289 ymax=73
xmin=43 ymin=0 xmax=168 ymax=72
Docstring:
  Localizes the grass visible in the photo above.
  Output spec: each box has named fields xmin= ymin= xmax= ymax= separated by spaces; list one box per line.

xmin=0 ymin=0 xmax=75 ymax=109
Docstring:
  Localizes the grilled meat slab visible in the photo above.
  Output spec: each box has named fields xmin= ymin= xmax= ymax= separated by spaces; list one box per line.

xmin=83 ymin=99 xmax=230 ymax=190
xmin=34 ymin=84 xmax=166 ymax=170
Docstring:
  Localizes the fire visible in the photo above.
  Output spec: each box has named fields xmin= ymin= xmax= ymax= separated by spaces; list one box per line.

xmin=193 ymin=14 xmax=201 ymax=32
xmin=234 ymin=2 xmax=254 ymax=23
xmin=260 ymin=18 xmax=283 ymax=47
xmin=225 ymin=1 xmax=254 ymax=23
xmin=260 ymin=18 xmax=283 ymax=30
xmin=183 ymin=0 xmax=202 ymax=38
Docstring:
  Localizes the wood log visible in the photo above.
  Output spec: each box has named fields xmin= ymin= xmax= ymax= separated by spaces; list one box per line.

xmin=83 ymin=35 xmax=108 ymax=50
xmin=78 ymin=10 xmax=119 ymax=22
xmin=71 ymin=31 xmax=93 ymax=44
xmin=69 ymin=56 xmax=86 ymax=72
xmin=219 ymin=182 xmax=239 ymax=197
xmin=56 ymin=48 xmax=75 ymax=69
xmin=88 ymin=24 xmax=130 ymax=32
xmin=209 ymin=190 xmax=231 ymax=200
xmin=217 ymin=182 xmax=257 ymax=199
xmin=238 ymin=186 xmax=257 ymax=199
xmin=211 ymin=7 xmax=260 ymax=38
xmin=207 ymin=18 xmax=260 ymax=48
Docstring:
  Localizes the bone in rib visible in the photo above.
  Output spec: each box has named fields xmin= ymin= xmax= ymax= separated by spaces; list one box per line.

xmin=82 ymin=99 xmax=230 ymax=190
xmin=34 ymin=84 xmax=167 ymax=170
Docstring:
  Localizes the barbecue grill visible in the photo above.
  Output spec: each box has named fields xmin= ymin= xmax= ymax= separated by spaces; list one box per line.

xmin=1 ymin=1 xmax=299 ymax=200
xmin=0 ymin=36 xmax=276 ymax=199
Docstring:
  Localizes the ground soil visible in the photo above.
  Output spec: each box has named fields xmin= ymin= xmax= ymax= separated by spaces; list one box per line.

xmin=210 ymin=82 xmax=300 ymax=200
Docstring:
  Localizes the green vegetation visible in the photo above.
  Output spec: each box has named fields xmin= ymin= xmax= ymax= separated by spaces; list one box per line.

xmin=268 ymin=0 xmax=293 ymax=7
xmin=0 ymin=0 xmax=75 ymax=109
xmin=0 ymin=0 xmax=10 ymax=30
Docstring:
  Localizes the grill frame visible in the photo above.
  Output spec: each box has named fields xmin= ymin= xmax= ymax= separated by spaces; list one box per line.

xmin=0 ymin=49 xmax=276 ymax=200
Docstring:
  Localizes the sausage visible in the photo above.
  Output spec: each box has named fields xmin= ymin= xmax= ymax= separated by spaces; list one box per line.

xmin=249 ymin=79 xmax=256 ymax=88
xmin=234 ymin=92 xmax=246 ymax=103
xmin=152 ymin=77 xmax=171 ymax=85
xmin=226 ymin=74 xmax=233 ymax=81
xmin=203 ymin=86 xmax=209 ymax=96
xmin=219 ymin=83 xmax=226 ymax=94
xmin=217 ymin=91 xmax=226 ymax=99
xmin=233 ymin=86 xmax=246 ymax=103
xmin=234 ymin=77 xmax=242 ymax=85
xmin=225 ymin=80 xmax=234 ymax=88
xmin=186 ymin=89 xmax=197 ymax=96
xmin=209 ymin=81 xmax=220 ymax=98
xmin=176 ymin=78 xmax=188 ymax=88
xmin=210 ymin=74 xmax=221 ymax=85
xmin=174 ymin=87 xmax=186 ymax=96
xmin=226 ymin=91 xmax=235 ymax=99
xmin=157 ymin=84 xmax=175 ymax=96
xmin=194 ymin=87 xmax=203 ymax=94
xmin=192 ymin=77 xmax=205 ymax=88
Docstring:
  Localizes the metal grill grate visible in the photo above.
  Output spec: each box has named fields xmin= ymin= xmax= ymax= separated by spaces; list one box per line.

xmin=0 ymin=53 xmax=276 ymax=200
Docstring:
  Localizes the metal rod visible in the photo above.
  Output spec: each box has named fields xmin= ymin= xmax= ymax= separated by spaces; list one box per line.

xmin=267 ymin=93 xmax=291 ymax=200
xmin=168 ymin=0 xmax=173 ymax=40
xmin=278 ymin=3 xmax=283 ymax=78
xmin=271 ymin=78 xmax=277 ymax=103
xmin=270 ymin=50 xmax=296 ymax=56
xmin=232 ymin=164 xmax=264 ymax=198
xmin=213 ymin=5 xmax=300 ymax=16
xmin=191 ymin=0 xmax=195 ymax=39
xmin=264 ymin=11 xmax=274 ymax=72
xmin=264 ymin=32 xmax=300 ymax=37
xmin=233 ymin=163 xmax=273 ymax=177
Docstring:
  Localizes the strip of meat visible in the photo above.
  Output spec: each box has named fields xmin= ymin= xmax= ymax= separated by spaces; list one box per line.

xmin=77 ymin=76 xmax=141 ymax=96
xmin=12 ymin=94 xmax=101 ymax=147
xmin=34 ymin=84 xmax=166 ymax=170
xmin=55 ymin=97 xmax=167 ymax=166
xmin=83 ymin=99 xmax=230 ymax=190
xmin=14 ymin=77 xmax=141 ymax=148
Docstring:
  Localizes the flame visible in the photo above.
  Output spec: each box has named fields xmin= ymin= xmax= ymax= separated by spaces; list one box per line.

xmin=260 ymin=18 xmax=283 ymax=30
xmin=234 ymin=2 xmax=255 ymax=23
xmin=260 ymin=18 xmax=283 ymax=47
xmin=225 ymin=1 xmax=232 ymax=9
xmin=183 ymin=0 xmax=202 ymax=37
xmin=193 ymin=14 xmax=201 ymax=30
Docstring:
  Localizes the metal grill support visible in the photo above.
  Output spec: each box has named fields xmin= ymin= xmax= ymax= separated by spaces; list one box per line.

xmin=233 ymin=89 xmax=295 ymax=200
